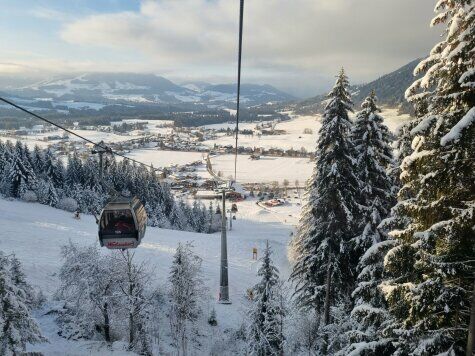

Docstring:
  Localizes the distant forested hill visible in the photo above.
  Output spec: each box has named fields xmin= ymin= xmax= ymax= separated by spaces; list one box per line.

xmin=296 ymin=59 xmax=421 ymax=115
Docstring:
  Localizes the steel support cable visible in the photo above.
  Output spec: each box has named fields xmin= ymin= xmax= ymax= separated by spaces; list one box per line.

xmin=234 ymin=0 xmax=244 ymax=183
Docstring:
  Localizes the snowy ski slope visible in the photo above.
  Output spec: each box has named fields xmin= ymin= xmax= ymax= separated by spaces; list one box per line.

xmin=0 ymin=197 xmax=297 ymax=354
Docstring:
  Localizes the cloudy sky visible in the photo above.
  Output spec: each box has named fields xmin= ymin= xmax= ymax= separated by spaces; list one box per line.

xmin=0 ymin=0 xmax=440 ymax=97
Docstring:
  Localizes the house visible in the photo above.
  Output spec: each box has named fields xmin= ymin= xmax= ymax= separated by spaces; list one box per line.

xmin=31 ymin=124 xmax=45 ymax=133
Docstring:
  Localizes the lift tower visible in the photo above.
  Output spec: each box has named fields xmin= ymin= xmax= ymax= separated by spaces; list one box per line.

xmin=218 ymin=189 xmax=231 ymax=304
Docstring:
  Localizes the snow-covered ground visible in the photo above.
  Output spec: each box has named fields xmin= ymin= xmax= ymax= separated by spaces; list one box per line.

xmin=379 ymin=107 xmax=412 ymax=133
xmin=202 ymin=109 xmax=409 ymax=152
xmin=203 ymin=115 xmax=320 ymax=152
xmin=0 ymin=129 xmax=146 ymax=151
xmin=208 ymin=154 xmax=314 ymax=184
xmin=0 ymin=136 xmax=52 ymax=149
xmin=0 ymin=197 xmax=298 ymax=355
xmin=111 ymin=119 xmax=174 ymax=136
xmin=124 ymin=149 xmax=206 ymax=168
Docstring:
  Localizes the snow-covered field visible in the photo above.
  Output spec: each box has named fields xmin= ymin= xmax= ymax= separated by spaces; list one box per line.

xmin=124 ymin=149 xmax=206 ymax=167
xmin=203 ymin=115 xmax=320 ymax=152
xmin=0 ymin=136 xmax=52 ymax=149
xmin=202 ymin=109 xmax=409 ymax=152
xmin=111 ymin=119 xmax=175 ymax=136
xmin=379 ymin=107 xmax=411 ymax=133
xmin=0 ymin=129 xmax=146 ymax=151
xmin=0 ymin=197 xmax=298 ymax=354
xmin=208 ymin=154 xmax=314 ymax=184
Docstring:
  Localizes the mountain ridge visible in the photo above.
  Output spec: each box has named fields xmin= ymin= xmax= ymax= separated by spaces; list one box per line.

xmin=295 ymin=59 xmax=421 ymax=114
xmin=2 ymin=72 xmax=294 ymax=110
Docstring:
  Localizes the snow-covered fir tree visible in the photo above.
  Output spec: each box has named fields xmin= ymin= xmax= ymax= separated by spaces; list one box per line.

xmin=6 ymin=143 xmax=36 ymax=198
xmin=168 ymin=242 xmax=207 ymax=355
xmin=9 ymin=254 xmax=36 ymax=308
xmin=380 ymin=1 xmax=475 ymax=354
xmin=31 ymin=145 xmax=45 ymax=175
xmin=36 ymin=178 xmax=59 ymax=207
xmin=43 ymin=148 xmax=64 ymax=188
xmin=351 ymin=90 xmax=394 ymax=246
xmin=339 ymin=238 xmax=398 ymax=355
xmin=289 ymin=69 xmax=360 ymax=326
xmin=65 ymin=151 xmax=84 ymax=187
xmin=329 ymin=91 xmax=398 ymax=354
xmin=247 ymin=241 xmax=286 ymax=356
xmin=0 ymin=141 xmax=10 ymax=195
xmin=0 ymin=252 xmax=45 ymax=355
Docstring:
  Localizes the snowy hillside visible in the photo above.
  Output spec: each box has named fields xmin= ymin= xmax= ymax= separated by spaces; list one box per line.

xmin=0 ymin=197 xmax=297 ymax=354
xmin=2 ymin=73 xmax=294 ymax=111
xmin=296 ymin=59 xmax=422 ymax=114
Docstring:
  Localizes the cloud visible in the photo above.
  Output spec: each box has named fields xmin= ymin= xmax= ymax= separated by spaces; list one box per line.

xmin=29 ymin=7 xmax=70 ymax=21
xmin=15 ymin=0 xmax=442 ymax=95
xmin=0 ymin=63 xmax=29 ymax=74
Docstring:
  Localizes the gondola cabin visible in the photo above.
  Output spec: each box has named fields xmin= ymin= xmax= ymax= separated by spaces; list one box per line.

xmin=98 ymin=196 xmax=147 ymax=249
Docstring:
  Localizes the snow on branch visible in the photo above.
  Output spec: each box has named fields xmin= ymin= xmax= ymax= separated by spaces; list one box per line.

xmin=440 ymin=107 xmax=475 ymax=145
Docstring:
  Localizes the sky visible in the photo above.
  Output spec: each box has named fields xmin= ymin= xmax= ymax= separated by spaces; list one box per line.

xmin=0 ymin=0 xmax=441 ymax=97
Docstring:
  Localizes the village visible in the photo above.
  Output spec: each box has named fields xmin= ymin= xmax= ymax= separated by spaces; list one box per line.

xmin=0 ymin=113 xmax=312 ymax=209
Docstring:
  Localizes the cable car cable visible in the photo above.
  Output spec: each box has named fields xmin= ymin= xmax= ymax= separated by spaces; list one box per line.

xmin=0 ymin=96 xmax=157 ymax=170
xmin=233 ymin=0 xmax=244 ymax=183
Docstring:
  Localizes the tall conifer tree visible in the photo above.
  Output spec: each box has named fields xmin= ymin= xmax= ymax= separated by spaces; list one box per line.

xmin=290 ymin=69 xmax=360 ymax=318
xmin=350 ymin=92 xmax=395 ymax=258
xmin=381 ymin=1 xmax=475 ymax=354
xmin=247 ymin=242 xmax=285 ymax=356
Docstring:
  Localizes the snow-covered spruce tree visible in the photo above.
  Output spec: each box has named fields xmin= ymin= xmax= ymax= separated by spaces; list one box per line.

xmin=351 ymin=91 xmax=395 ymax=252
xmin=207 ymin=202 xmax=215 ymax=233
xmin=247 ymin=242 xmax=286 ymax=356
xmin=0 ymin=141 xmax=11 ymax=195
xmin=65 ymin=152 xmax=84 ymax=187
xmin=31 ymin=145 xmax=44 ymax=175
xmin=168 ymin=242 xmax=206 ymax=355
xmin=0 ymin=141 xmax=7 ymax=173
xmin=339 ymin=238 xmax=398 ymax=355
xmin=332 ymin=92 xmax=397 ymax=354
xmin=289 ymin=69 xmax=360 ymax=327
xmin=36 ymin=178 xmax=59 ymax=207
xmin=144 ymin=202 xmax=159 ymax=227
xmin=21 ymin=144 xmax=33 ymax=167
xmin=0 ymin=252 xmax=45 ymax=355
xmin=43 ymin=148 xmax=64 ymax=188
xmin=381 ymin=1 xmax=475 ymax=354
xmin=9 ymin=254 xmax=36 ymax=308
xmin=6 ymin=142 xmax=36 ymax=198
xmin=82 ymin=156 xmax=101 ymax=190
